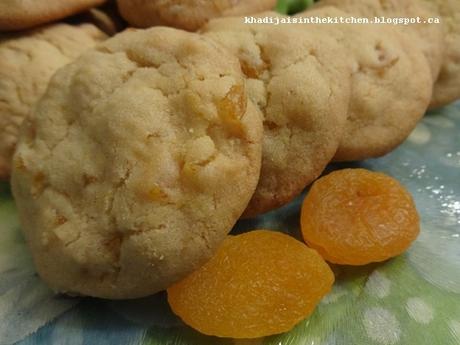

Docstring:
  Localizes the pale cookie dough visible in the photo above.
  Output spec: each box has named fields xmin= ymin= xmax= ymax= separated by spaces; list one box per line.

xmin=0 ymin=23 xmax=106 ymax=180
xmin=202 ymin=15 xmax=352 ymax=217
xmin=314 ymin=0 xmax=445 ymax=80
xmin=0 ymin=0 xmax=107 ymax=31
xmin=420 ymin=0 xmax=460 ymax=108
xmin=303 ymin=7 xmax=432 ymax=161
xmin=117 ymin=0 xmax=277 ymax=31
xmin=12 ymin=27 xmax=263 ymax=299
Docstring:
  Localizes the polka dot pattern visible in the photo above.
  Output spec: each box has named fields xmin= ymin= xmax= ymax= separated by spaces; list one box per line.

xmin=363 ymin=307 xmax=401 ymax=345
xmin=406 ymin=297 xmax=434 ymax=324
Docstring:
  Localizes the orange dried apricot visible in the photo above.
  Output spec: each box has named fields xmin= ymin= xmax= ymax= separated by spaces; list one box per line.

xmin=167 ymin=230 xmax=334 ymax=338
xmin=216 ymin=84 xmax=247 ymax=137
xmin=301 ymin=169 xmax=420 ymax=265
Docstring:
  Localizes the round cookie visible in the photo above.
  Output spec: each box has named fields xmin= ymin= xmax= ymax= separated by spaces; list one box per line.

xmin=420 ymin=0 xmax=460 ymax=108
xmin=11 ymin=27 xmax=263 ymax=299
xmin=117 ymin=0 xmax=277 ymax=31
xmin=202 ymin=15 xmax=352 ymax=217
xmin=0 ymin=0 xmax=107 ymax=31
xmin=314 ymin=0 xmax=446 ymax=80
xmin=302 ymin=7 xmax=432 ymax=162
xmin=0 ymin=23 xmax=107 ymax=180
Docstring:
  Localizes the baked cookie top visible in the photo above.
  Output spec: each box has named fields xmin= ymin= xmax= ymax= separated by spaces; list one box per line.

xmin=315 ymin=0 xmax=445 ymax=81
xmin=0 ymin=0 xmax=107 ymax=31
xmin=306 ymin=7 xmax=432 ymax=161
xmin=0 ymin=23 xmax=106 ymax=180
xmin=11 ymin=27 xmax=263 ymax=299
xmin=117 ymin=0 xmax=277 ymax=31
xmin=420 ymin=0 xmax=460 ymax=108
xmin=202 ymin=15 xmax=352 ymax=217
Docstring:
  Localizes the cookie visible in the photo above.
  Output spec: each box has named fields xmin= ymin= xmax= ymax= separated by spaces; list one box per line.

xmin=314 ymin=0 xmax=446 ymax=80
xmin=0 ymin=23 xmax=106 ymax=180
xmin=303 ymin=7 xmax=432 ymax=161
xmin=0 ymin=0 xmax=107 ymax=31
xmin=420 ymin=0 xmax=460 ymax=108
xmin=117 ymin=0 xmax=277 ymax=31
xmin=11 ymin=27 xmax=263 ymax=299
xmin=202 ymin=15 xmax=352 ymax=217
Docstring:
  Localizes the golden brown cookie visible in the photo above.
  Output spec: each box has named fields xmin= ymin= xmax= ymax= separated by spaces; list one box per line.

xmin=303 ymin=7 xmax=432 ymax=161
xmin=0 ymin=0 xmax=107 ymax=31
xmin=117 ymin=0 xmax=277 ymax=31
xmin=12 ymin=27 xmax=263 ymax=299
xmin=314 ymin=0 xmax=446 ymax=80
xmin=420 ymin=0 xmax=460 ymax=108
xmin=0 ymin=23 xmax=106 ymax=180
xmin=202 ymin=15 xmax=352 ymax=217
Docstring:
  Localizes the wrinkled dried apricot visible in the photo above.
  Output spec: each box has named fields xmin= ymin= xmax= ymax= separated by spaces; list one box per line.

xmin=167 ymin=230 xmax=334 ymax=338
xmin=301 ymin=169 xmax=420 ymax=265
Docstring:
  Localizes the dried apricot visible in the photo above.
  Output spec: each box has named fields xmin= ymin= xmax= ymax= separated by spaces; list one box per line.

xmin=167 ymin=230 xmax=334 ymax=338
xmin=301 ymin=169 xmax=420 ymax=265
xmin=217 ymin=84 xmax=247 ymax=137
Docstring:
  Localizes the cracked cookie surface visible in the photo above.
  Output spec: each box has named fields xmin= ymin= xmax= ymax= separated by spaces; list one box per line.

xmin=0 ymin=23 xmax=106 ymax=180
xmin=11 ymin=27 xmax=263 ymax=299
xmin=117 ymin=0 xmax=277 ymax=31
xmin=0 ymin=0 xmax=107 ymax=31
xmin=305 ymin=7 xmax=432 ymax=161
xmin=315 ymin=0 xmax=445 ymax=81
xmin=420 ymin=0 xmax=460 ymax=108
xmin=202 ymin=15 xmax=351 ymax=217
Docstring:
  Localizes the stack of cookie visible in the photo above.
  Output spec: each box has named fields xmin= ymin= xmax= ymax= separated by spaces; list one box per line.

xmin=1 ymin=0 xmax=459 ymax=299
